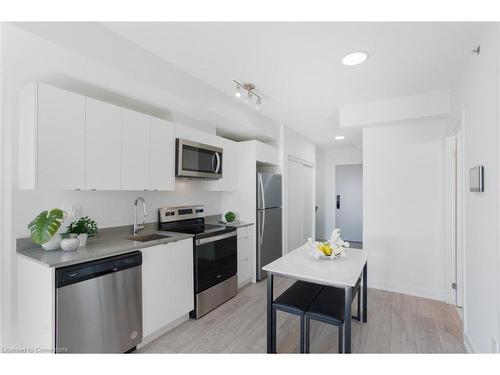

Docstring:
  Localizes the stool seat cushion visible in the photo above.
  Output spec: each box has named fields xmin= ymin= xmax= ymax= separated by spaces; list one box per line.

xmin=273 ymin=281 xmax=323 ymax=314
xmin=305 ymin=286 xmax=345 ymax=324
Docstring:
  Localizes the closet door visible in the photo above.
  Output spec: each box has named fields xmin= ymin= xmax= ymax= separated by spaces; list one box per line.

xmin=286 ymin=159 xmax=303 ymax=252
xmin=302 ymin=164 xmax=314 ymax=243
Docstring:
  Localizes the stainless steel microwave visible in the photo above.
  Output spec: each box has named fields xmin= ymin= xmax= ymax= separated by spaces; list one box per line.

xmin=176 ymin=138 xmax=223 ymax=179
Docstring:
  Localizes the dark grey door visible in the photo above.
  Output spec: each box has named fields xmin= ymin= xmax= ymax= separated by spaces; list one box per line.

xmin=257 ymin=207 xmax=282 ymax=280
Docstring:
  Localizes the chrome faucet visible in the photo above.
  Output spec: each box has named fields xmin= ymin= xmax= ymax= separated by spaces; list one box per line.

xmin=133 ymin=197 xmax=148 ymax=235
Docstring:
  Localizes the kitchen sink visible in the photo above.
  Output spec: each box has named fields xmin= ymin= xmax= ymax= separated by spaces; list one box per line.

xmin=125 ymin=233 xmax=171 ymax=242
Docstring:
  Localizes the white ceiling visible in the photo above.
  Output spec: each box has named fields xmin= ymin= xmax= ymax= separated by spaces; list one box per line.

xmin=103 ymin=22 xmax=486 ymax=148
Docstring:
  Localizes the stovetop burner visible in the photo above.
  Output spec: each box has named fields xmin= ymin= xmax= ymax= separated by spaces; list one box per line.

xmin=158 ymin=205 xmax=234 ymax=238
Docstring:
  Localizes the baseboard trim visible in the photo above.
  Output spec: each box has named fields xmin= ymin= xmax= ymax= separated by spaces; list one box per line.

xmin=138 ymin=314 xmax=190 ymax=348
xmin=463 ymin=332 xmax=476 ymax=353
xmin=368 ymin=278 xmax=445 ymax=302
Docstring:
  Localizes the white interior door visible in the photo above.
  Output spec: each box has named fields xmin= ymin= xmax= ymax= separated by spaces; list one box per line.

xmin=335 ymin=164 xmax=363 ymax=242
xmin=302 ymin=164 xmax=314 ymax=243
xmin=287 ymin=159 xmax=303 ymax=252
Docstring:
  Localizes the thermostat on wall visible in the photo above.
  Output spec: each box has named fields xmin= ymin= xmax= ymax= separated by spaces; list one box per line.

xmin=469 ymin=166 xmax=484 ymax=192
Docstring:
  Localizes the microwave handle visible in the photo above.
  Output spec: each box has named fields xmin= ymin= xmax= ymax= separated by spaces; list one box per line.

xmin=215 ymin=152 xmax=221 ymax=174
xmin=211 ymin=153 xmax=216 ymax=172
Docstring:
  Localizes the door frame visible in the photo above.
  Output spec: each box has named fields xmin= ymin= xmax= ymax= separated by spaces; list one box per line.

xmin=444 ymin=129 xmax=464 ymax=307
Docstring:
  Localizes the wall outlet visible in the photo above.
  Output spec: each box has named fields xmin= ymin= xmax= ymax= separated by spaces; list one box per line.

xmin=61 ymin=204 xmax=82 ymax=221
xmin=492 ymin=338 xmax=498 ymax=353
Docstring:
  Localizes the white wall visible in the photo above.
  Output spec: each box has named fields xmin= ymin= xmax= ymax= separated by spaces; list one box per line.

xmin=315 ymin=147 xmax=363 ymax=240
xmin=339 ymin=89 xmax=450 ymax=128
xmin=363 ymin=120 xmax=448 ymax=301
xmin=450 ymin=24 xmax=499 ymax=353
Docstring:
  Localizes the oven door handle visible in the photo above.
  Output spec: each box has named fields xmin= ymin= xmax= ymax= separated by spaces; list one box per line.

xmin=195 ymin=231 xmax=237 ymax=245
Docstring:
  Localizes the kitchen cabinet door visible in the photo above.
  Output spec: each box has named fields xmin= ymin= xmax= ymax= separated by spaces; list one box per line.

xmin=237 ymin=235 xmax=254 ymax=288
xmin=121 ymin=109 xmax=151 ymax=190
xmin=170 ymin=239 xmax=194 ymax=319
xmin=150 ymin=118 xmax=175 ymax=191
xmin=141 ymin=244 xmax=172 ymax=338
xmin=219 ymin=139 xmax=238 ymax=191
xmin=85 ymin=97 xmax=122 ymax=190
xmin=37 ymin=83 xmax=86 ymax=190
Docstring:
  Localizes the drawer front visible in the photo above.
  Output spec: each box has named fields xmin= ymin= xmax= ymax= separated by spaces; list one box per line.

xmin=237 ymin=225 xmax=253 ymax=240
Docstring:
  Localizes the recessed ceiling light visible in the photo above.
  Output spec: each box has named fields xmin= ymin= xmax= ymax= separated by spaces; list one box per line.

xmin=342 ymin=51 xmax=368 ymax=66
xmin=334 ymin=135 xmax=345 ymax=140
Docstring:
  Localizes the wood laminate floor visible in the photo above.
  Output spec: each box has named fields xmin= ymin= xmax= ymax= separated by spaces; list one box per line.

xmin=137 ymin=277 xmax=465 ymax=354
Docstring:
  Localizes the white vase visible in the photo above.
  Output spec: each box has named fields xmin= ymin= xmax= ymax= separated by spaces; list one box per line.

xmin=60 ymin=235 xmax=80 ymax=252
xmin=41 ymin=233 xmax=62 ymax=251
xmin=77 ymin=233 xmax=88 ymax=247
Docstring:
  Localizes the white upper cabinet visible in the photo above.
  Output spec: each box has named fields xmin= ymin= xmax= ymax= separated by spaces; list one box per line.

xmin=175 ymin=124 xmax=220 ymax=147
xmin=19 ymin=83 xmax=86 ymax=190
xmin=121 ymin=109 xmax=151 ymax=190
xmin=85 ymin=97 xmax=122 ymax=190
xmin=150 ymin=118 xmax=175 ymax=191
xmin=211 ymin=138 xmax=238 ymax=192
xmin=255 ymin=141 xmax=280 ymax=166
xmin=18 ymin=82 xmax=243 ymax=192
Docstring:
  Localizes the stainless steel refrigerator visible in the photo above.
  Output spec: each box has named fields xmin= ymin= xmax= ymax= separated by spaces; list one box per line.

xmin=256 ymin=172 xmax=282 ymax=281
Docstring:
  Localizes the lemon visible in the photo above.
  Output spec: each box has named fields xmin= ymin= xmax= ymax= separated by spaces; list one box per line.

xmin=318 ymin=242 xmax=333 ymax=256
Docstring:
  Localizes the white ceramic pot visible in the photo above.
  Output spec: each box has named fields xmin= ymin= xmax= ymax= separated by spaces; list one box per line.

xmin=77 ymin=233 xmax=88 ymax=247
xmin=60 ymin=235 xmax=80 ymax=252
xmin=41 ymin=233 xmax=62 ymax=251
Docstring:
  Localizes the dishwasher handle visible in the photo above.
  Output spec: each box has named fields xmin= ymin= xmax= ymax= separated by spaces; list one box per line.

xmin=56 ymin=251 xmax=142 ymax=288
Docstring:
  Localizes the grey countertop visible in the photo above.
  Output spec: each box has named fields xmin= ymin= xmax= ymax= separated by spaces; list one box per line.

xmin=17 ymin=216 xmax=253 ymax=269
xmin=204 ymin=215 xmax=254 ymax=229
xmin=17 ymin=230 xmax=193 ymax=268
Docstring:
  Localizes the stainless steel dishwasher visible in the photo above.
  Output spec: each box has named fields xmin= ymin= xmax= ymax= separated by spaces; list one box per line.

xmin=55 ymin=251 xmax=143 ymax=353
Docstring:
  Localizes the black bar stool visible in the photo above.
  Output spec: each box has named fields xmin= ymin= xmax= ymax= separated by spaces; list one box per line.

xmin=272 ymin=281 xmax=323 ymax=353
xmin=304 ymin=278 xmax=362 ymax=353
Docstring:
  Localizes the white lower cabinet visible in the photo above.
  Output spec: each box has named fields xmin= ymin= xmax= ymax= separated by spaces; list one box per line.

xmin=141 ymin=238 xmax=193 ymax=339
xmin=237 ymin=226 xmax=254 ymax=288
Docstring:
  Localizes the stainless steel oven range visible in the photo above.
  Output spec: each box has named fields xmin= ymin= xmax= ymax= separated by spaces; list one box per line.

xmin=158 ymin=205 xmax=237 ymax=318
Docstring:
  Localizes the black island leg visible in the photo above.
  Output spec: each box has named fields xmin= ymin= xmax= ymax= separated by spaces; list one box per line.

xmin=267 ymin=273 xmax=275 ymax=353
xmin=344 ymin=286 xmax=352 ymax=353
xmin=363 ymin=262 xmax=367 ymax=323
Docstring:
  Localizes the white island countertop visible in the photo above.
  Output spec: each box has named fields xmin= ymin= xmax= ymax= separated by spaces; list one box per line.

xmin=263 ymin=246 xmax=367 ymax=288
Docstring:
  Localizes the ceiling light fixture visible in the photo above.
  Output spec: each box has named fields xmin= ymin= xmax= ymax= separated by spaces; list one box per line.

xmin=234 ymin=80 xmax=263 ymax=110
xmin=342 ymin=51 xmax=368 ymax=66
xmin=255 ymin=97 xmax=262 ymax=110
xmin=334 ymin=135 xmax=345 ymax=140
xmin=234 ymin=84 xmax=241 ymax=98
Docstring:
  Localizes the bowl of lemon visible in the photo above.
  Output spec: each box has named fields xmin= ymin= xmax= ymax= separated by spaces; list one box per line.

xmin=305 ymin=239 xmax=343 ymax=260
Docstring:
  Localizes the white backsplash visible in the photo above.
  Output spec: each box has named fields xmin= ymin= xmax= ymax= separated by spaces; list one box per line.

xmin=13 ymin=179 xmax=221 ymax=238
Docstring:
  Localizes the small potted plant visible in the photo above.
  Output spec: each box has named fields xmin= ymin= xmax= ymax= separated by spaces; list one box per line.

xmin=67 ymin=216 xmax=98 ymax=247
xmin=27 ymin=208 xmax=65 ymax=251
xmin=224 ymin=211 xmax=236 ymax=223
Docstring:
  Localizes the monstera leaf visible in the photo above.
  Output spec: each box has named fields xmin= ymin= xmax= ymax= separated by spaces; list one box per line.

xmin=27 ymin=209 xmax=64 ymax=244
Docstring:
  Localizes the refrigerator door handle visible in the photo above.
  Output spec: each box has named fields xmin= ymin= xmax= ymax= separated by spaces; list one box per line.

xmin=259 ymin=209 xmax=265 ymax=248
xmin=259 ymin=174 xmax=266 ymax=209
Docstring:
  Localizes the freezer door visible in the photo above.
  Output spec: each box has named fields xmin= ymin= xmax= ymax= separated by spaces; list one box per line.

xmin=257 ymin=173 xmax=282 ymax=209
xmin=256 ymin=207 xmax=283 ymax=280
